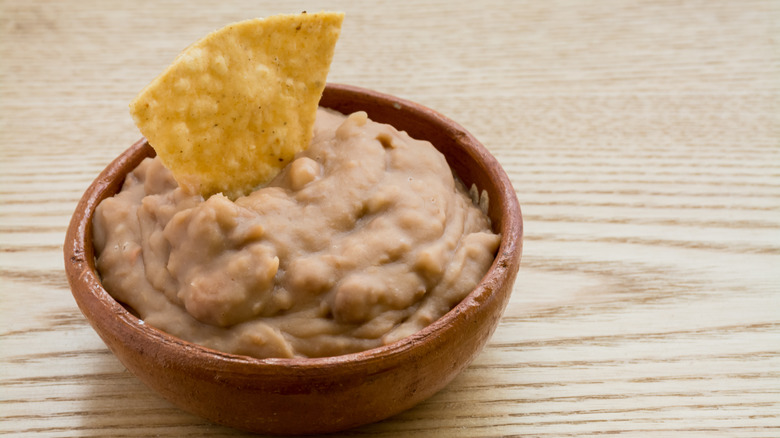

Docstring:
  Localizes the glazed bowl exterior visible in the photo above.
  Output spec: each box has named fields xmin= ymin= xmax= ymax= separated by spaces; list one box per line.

xmin=64 ymin=83 xmax=523 ymax=435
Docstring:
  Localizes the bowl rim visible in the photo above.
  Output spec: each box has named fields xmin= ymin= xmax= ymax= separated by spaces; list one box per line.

xmin=64 ymin=82 xmax=523 ymax=374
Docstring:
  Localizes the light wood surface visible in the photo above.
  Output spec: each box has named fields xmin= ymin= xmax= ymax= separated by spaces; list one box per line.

xmin=2 ymin=0 xmax=778 ymax=436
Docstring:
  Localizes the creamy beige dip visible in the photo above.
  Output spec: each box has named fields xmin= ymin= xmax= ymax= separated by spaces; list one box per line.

xmin=93 ymin=109 xmax=500 ymax=359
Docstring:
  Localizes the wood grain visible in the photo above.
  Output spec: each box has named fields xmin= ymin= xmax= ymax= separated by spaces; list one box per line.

xmin=1 ymin=0 xmax=778 ymax=436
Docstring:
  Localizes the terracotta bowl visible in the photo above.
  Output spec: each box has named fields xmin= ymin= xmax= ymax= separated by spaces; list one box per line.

xmin=64 ymin=83 xmax=523 ymax=435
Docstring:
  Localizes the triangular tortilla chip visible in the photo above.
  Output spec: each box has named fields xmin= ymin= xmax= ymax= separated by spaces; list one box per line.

xmin=130 ymin=12 xmax=344 ymax=199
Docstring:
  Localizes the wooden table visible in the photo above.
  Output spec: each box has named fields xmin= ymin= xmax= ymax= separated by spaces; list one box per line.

xmin=2 ymin=1 xmax=778 ymax=436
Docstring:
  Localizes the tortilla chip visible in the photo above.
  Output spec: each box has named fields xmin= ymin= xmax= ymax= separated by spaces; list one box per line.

xmin=130 ymin=12 xmax=344 ymax=199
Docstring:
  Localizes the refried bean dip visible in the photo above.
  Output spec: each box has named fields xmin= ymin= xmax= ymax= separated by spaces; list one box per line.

xmin=93 ymin=109 xmax=500 ymax=359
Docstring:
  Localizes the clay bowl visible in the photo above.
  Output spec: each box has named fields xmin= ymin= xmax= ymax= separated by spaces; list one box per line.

xmin=64 ymin=83 xmax=523 ymax=435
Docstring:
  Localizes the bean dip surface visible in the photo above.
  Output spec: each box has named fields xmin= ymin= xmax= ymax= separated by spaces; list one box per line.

xmin=93 ymin=109 xmax=500 ymax=359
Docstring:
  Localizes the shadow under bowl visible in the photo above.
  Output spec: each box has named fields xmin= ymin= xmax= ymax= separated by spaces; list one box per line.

xmin=64 ymin=83 xmax=523 ymax=435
